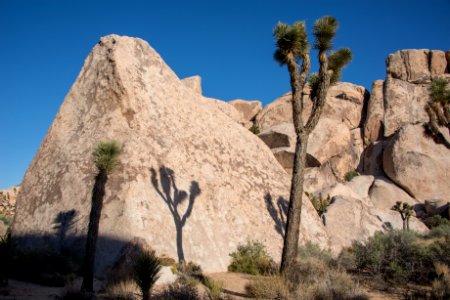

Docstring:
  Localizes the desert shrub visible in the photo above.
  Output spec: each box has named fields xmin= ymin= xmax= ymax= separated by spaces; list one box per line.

xmin=298 ymin=241 xmax=333 ymax=264
xmin=202 ymin=276 xmax=228 ymax=300
xmin=105 ymin=279 xmax=139 ymax=300
xmin=152 ymin=282 xmax=200 ymax=300
xmin=305 ymin=192 xmax=331 ymax=216
xmin=351 ymin=230 xmax=443 ymax=285
xmin=0 ymin=214 xmax=11 ymax=227
xmin=228 ymin=240 xmax=277 ymax=275
xmin=298 ymin=269 xmax=368 ymax=300
xmin=158 ymin=255 xmax=176 ymax=266
xmin=344 ymin=170 xmax=359 ymax=182
xmin=245 ymin=275 xmax=292 ymax=300
xmin=249 ymin=124 xmax=260 ymax=134
xmin=432 ymin=263 xmax=450 ymax=300
xmin=426 ymin=223 xmax=450 ymax=239
xmin=423 ymin=215 xmax=450 ymax=229
xmin=335 ymin=247 xmax=357 ymax=272
xmin=132 ymin=250 xmax=161 ymax=300
xmin=173 ymin=261 xmax=204 ymax=287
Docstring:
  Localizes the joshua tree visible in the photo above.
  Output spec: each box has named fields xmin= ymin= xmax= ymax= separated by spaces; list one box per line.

xmin=425 ymin=78 xmax=450 ymax=149
xmin=273 ymin=16 xmax=351 ymax=277
xmin=133 ymin=250 xmax=162 ymax=300
xmin=81 ymin=140 xmax=121 ymax=293
xmin=391 ymin=201 xmax=414 ymax=231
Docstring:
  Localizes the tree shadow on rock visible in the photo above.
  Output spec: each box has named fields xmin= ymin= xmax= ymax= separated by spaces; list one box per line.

xmin=53 ymin=209 xmax=79 ymax=252
xmin=265 ymin=193 xmax=288 ymax=238
xmin=150 ymin=166 xmax=201 ymax=264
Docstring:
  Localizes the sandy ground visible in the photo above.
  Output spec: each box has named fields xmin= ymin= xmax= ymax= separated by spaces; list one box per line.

xmin=0 ymin=274 xmax=403 ymax=300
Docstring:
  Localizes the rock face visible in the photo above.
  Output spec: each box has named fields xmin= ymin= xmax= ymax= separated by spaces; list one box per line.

xmin=0 ymin=186 xmax=20 ymax=217
xmin=255 ymin=82 xmax=367 ymax=182
xmin=11 ymin=35 xmax=328 ymax=274
xmin=383 ymin=124 xmax=450 ymax=202
xmin=229 ymin=99 xmax=262 ymax=123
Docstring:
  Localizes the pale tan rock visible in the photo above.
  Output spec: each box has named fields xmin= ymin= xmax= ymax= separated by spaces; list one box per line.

xmin=304 ymin=165 xmax=338 ymax=194
xmin=430 ymin=50 xmax=448 ymax=76
xmin=199 ymin=96 xmax=248 ymax=127
xmin=0 ymin=185 xmax=20 ymax=217
xmin=182 ymin=76 xmax=202 ymax=95
xmin=363 ymin=80 xmax=384 ymax=144
xmin=11 ymin=35 xmax=328 ymax=274
xmin=368 ymin=177 xmax=418 ymax=210
xmin=255 ymin=82 xmax=367 ymax=131
xmin=386 ymin=49 xmax=431 ymax=83
xmin=324 ymin=195 xmax=428 ymax=253
xmin=383 ymin=124 xmax=450 ymax=202
xmin=383 ymin=78 xmax=430 ymax=137
xmin=258 ymin=122 xmax=294 ymax=149
xmin=229 ymin=99 xmax=262 ymax=122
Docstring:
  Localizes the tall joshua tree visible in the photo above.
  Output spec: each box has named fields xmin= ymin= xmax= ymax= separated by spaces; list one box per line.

xmin=273 ymin=16 xmax=351 ymax=277
xmin=425 ymin=78 xmax=450 ymax=149
xmin=81 ymin=140 xmax=121 ymax=293
xmin=391 ymin=201 xmax=414 ymax=231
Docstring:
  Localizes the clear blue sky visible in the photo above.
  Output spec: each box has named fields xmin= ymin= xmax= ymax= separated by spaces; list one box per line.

xmin=0 ymin=0 xmax=449 ymax=189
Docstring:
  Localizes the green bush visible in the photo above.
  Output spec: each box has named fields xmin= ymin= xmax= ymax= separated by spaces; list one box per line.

xmin=298 ymin=241 xmax=333 ymax=264
xmin=432 ymin=263 xmax=450 ymax=300
xmin=249 ymin=124 xmax=260 ymax=135
xmin=344 ymin=170 xmax=359 ymax=182
xmin=423 ymin=215 xmax=450 ymax=229
xmin=132 ymin=250 xmax=161 ymax=300
xmin=202 ymin=276 xmax=228 ymax=300
xmin=350 ymin=230 xmax=449 ymax=285
xmin=228 ymin=240 xmax=277 ymax=275
xmin=0 ymin=214 xmax=11 ymax=227
xmin=426 ymin=223 xmax=450 ymax=239
xmin=305 ymin=192 xmax=331 ymax=216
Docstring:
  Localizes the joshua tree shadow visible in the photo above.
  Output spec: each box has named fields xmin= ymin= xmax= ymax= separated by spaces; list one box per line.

xmin=53 ymin=209 xmax=79 ymax=252
xmin=150 ymin=166 xmax=201 ymax=264
xmin=264 ymin=193 xmax=288 ymax=238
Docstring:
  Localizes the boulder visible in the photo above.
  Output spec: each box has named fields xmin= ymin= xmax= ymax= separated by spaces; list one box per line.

xmin=362 ymin=141 xmax=386 ymax=176
xmin=258 ymin=122 xmax=294 ymax=149
xmin=386 ymin=49 xmax=431 ymax=83
xmin=229 ymin=99 xmax=262 ymax=122
xmin=324 ymin=195 xmax=428 ymax=253
xmin=424 ymin=199 xmax=449 ymax=216
xmin=383 ymin=124 xmax=450 ymax=202
xmin=383 ymin=78 xmax=430 ymax=137
xmin=11 ymin=35 xmax=328 ymax=274
xmin=182 ymin=76 xmax=202 ymax=95
xmin=368 ymin=177 xmax=418 ymax=210
xmin=363 ymin=80 xmax=384 ymax=144
xmin=430 ymin=50 xmax=448 ymax=76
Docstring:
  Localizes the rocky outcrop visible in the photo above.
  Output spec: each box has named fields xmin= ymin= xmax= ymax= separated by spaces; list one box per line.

xmin=0 ymin=186 xmax=20 ymax=217
xmin=383 ymin=124 xmax=450 ymax=202
xmin=315 ymin=176 xmax=428 ymax=252
xmin=363 ymin=80 xmax=384 ymax=145
xmin=229 ymin=99 xmax=262 ymax=123
xmin=11 ymin=35 xmax=328 ymax=274
xmin=182 ymin=76 xmax=202 ymax=95
xmin=255 ymin=83 xmax=367 ymax=182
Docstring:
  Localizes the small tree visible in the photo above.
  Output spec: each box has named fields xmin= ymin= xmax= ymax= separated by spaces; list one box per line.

xmin=133 ymin=250 xmax=161 ymax=300
xmin=425 ymin=78 xmax=450 ymax=149
xmin=273 ymin=16 xmax=351 ymax=278
xmin=391 ymin=201 xmax=414 ymax=231
xmin=81 ymin=140 xmax=121 ymax=293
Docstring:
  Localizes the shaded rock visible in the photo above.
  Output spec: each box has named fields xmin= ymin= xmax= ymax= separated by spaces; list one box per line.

xmin=182 ymin=76 xmax=202 ymax=95
xmin=362 ymin=141 xmax=386 ymax=176
xmin=363 ymin=80 xmax=384 ymax=144
xmin=383 ymin=78 xmax=430 ymax=137
xmin=11 ymin=35 xmax=328 ymax=274
xmin=368 ymin=177 xmax=418 ymax=210
xmin=424 ymin=199 xmax=449 ymax=216
xmin=386 ymin=49 xmax=431 ymax=83
xmin=229 ymin=99 xmax=262 ymax=122
xmin=383 ymin=124 xmax=450 ymax=202
xmin=258 ymin=123 xmax=294 ymax=149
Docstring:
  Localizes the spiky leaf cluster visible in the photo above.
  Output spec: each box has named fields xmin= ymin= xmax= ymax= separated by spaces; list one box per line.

xmin=313 ymin=16 xmax=338 ymax=51
xmin=93 ymin=140 xmax=121 ymax=173
xmin=429 ymin=79 xmax=450 ymax=104
xmin=328 ymin=48 xmax=352 ymax=83
xmin=133 ymin=250 xmax=161 ymax=298
xmin=391 ymin=201 xmax=414 ymax=218
xmin=273 ymin=21 xmax=308 ymax=65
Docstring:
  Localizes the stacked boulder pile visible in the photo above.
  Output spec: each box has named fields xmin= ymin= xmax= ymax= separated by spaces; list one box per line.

xmin=9 ymin=35 xmax=450 ymax=274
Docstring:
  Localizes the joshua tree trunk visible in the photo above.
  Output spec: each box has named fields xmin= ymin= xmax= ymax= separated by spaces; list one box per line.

xmin=280 ymin=133 xmax=308 ymax=274
xmin=81 ymin=171 xmax=108 ymax=293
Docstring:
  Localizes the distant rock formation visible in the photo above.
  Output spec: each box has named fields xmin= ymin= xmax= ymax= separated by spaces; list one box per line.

xmin=0 ymin=186 xmax=20 ymax=218
xmin=11 ymin=35 xmax=327 ymax=275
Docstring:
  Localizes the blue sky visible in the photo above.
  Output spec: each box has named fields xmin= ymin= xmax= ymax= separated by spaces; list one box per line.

xmin=0 ymin=0 xmax=449 ymax=189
